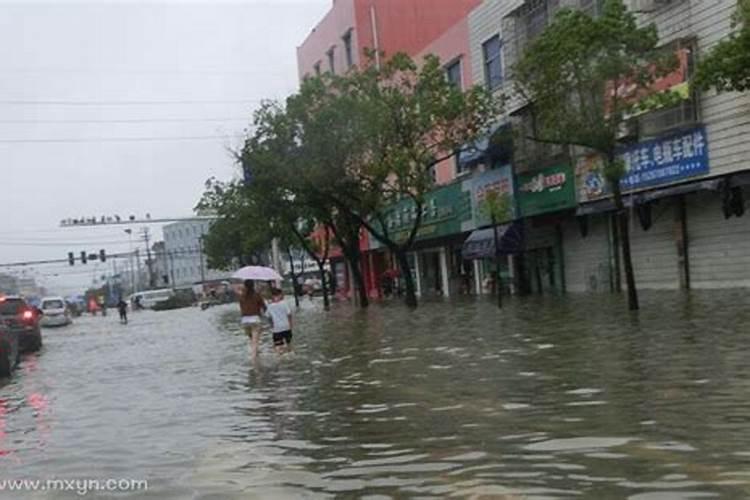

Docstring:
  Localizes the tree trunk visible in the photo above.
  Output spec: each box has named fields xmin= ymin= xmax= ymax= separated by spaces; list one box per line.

xmin=318 ymin=261 xmax=330 ymax=310
xmin=286 ymin=248 xmax=300 ymax=308
xmin=613 ymin=184 xmax=639 ymax=311
xmin=346 ymin=251 xmax=369 ymax=308
xmin=611 ymin=212 xmax=622 ymax=293
xmin=395 ymin=249 xmax=418 ymax=309
xmin=491 ymin=217 xmax=503 ymax=309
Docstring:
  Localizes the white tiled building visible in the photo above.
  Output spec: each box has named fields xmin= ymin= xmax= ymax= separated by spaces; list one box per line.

xmin=162 ymin=220 xmax=230 ymax=287
xmin=466 ymin=0 xmax=750 ymax=292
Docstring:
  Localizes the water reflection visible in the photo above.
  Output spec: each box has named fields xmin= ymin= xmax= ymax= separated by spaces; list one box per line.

xmin=0 ymin=292 xmax=748 ymax=498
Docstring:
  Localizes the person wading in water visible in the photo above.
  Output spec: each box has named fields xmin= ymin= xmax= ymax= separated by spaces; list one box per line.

xmin=238 ymin=280 xmax=266 ymax=359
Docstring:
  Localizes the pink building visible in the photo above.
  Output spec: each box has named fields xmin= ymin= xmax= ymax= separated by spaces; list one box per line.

xmin=414 ymin=15 xmax=478 ymax=185
xmin=297 ymin=0 xmax=481 ymax=79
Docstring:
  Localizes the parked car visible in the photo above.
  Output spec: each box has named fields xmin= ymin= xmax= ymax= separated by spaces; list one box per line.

xmin=0 ymin=296 xmax=42 ymax=376
xmin=128 ymin=289 xmax=174 ymax=310
xmin=40 ymin=296 xmax=72 ymax=327
xmin=0 ymin=321 xmax=18 ymax=377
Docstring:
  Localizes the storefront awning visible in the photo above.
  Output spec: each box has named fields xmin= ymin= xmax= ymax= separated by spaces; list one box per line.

xmin=457 ymin=123 xmax=512 ymax=168
xmin=639 ymin=178 xmax=722 ymax=203
xmin=577 ymin=177 xmax=723 ymax=216
xmin=462 ymin=222 xmax=524 ymax=260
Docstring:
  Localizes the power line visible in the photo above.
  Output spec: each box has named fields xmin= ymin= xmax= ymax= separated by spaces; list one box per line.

xmin=0 ymin=99 xmax=266 ymax=106
xmin=0 ymin=117 xmax=252 ymax=124
xmin=0 ymin=240 xmax=132 ymax=247
xmin=0 ymin=135 xmax=241 ymax=144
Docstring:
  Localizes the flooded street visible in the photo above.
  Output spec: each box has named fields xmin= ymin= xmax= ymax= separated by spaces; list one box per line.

xmin=2 ymin=291 xmax=750 ymax=499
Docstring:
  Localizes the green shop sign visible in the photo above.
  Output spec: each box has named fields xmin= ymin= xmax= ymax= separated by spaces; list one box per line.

xmin=517 ymin=164 xmax=576 ymax=217
xmin=383 ymin=182 xmax=472 ymax=244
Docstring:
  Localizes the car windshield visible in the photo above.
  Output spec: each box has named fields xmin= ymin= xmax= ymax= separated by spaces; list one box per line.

xmin=42 ymin=300 xmax=64 ymax=309
xmin=0 ymin=299 xmax=25 ymax=315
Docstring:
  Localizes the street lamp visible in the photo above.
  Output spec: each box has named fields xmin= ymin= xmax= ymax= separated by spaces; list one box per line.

xmin=124 ymin=229 xmax=135 ymax=293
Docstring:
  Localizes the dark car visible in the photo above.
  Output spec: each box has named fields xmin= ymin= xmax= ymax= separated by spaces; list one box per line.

xmin=0 ymin=296 xmax=42 ymax=376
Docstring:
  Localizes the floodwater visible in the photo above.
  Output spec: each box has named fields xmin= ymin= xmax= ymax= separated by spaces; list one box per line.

xmin=2 ymin=290 xmax=750 ymax=499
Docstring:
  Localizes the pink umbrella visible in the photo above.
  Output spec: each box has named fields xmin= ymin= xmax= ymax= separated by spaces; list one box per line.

xmin=231 ymin=266 xmax=283 ymax=282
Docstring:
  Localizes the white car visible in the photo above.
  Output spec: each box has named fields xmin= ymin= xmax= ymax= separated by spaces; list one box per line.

xmin=39 ymin=297 xmax=72 ymax=327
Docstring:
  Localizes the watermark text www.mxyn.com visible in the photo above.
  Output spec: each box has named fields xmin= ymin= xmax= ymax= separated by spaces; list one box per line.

xmin=0 ymin=478 xmax=148 ymax=496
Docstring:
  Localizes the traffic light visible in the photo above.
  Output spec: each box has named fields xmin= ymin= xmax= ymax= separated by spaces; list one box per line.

xmin=68 ymin=252 xmax=75 ymax=266
xmin=99 ymin=249 xmax=106 ymax=262
xmin=80 ymin=251 xmax=87 ymax=264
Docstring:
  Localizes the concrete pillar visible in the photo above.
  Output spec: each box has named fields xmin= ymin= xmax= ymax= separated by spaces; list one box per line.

xmin=473 ymin=259 xmax=483 ymax=295
xmin=439 ymin=247 xmax=450 ymax=298
xmin=412 ymin=252 xmax=422 ymax=297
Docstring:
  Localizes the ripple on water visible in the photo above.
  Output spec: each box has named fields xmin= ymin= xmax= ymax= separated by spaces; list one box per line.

xmin=524 ymin=437 xmax=634 ymax=452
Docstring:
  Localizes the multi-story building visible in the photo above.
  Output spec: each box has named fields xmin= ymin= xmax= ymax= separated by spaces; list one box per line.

xmin=300 ymin=0 xmax=750 ymax=302
xmin=0 ymin=273 xmax=18 ymax=295
xmin=297 ymin=0 xmax=482 ymax=299
xmin=162 ymin=220 xmax=230 ymax=288
xmin=150 ymin=241 xmax=171 ymax=288
xmin=465 ymin=0 xmax=750 ymax=294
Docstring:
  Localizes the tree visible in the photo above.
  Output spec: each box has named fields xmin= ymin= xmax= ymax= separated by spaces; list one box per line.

xmin=695 ymin=0 xmax=750 ymax=92
xmin=513 ymin=0 xmax=680 ymax=311
xmin=296 ymin=53 xmax=497 ymax=308
xmin=196 ymin=178 xmax=273 ymax=270
xmin=480 ymin=190 xmax=512 ymax=308
xmin=247 ymin=98 xmax=372 ymax=308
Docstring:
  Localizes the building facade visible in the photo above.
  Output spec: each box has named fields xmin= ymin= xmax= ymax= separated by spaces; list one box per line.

xmin=299 ymin=0 xmax=750 ymax=302
xmin=0 ymin=274 xmax=18 ymax=295
xmin=162 ymin=220 xmax=230 ymax=288
xmin=298 ymin=0 xmax=482 ymax=300
xmin=466 ymin=0 xmax=750 ymax=293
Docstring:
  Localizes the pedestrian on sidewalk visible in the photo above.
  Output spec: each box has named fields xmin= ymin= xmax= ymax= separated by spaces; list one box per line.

xmin=238 ymin=280 xmax=266 ymax=359
xmin=265 ymin=288 xmax=293 ymax=355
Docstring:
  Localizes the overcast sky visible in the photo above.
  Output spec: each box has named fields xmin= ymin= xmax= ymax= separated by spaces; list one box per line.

xmin=0 ymin=0 xmax=329 ymax=294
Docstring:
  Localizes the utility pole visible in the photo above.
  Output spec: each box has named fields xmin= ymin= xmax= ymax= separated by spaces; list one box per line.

xmin=168 ymin=251 xmax=176 ymax=288
xmin=197 ymin=237 xmax=206 ymax=285
xmin=140 ymin=227 xmax=155 ymax=289
xmin=135 ymin=249 xmax=141 ymax=292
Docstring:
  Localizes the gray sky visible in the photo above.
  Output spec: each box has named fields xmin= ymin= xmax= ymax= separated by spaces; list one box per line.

xmin=0 ymin=0 xmax=329 ymax=294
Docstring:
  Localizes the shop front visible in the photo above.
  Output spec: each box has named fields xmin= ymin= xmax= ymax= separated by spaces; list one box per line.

xmin=516 ymin=163 xmax=578 ymax=295
xmin=461 ymin=165 xmax=518 ymax=295
xmin=570 ymin=125 xmax=732 ymax=291
xmin=374 ymin=180 xmax=473 ymax=298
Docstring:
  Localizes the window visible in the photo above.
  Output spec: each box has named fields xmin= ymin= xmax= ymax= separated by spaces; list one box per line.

xmin=327 ymin=47 xmax=335 ymax=74
xmin=483 ymin=36 xmax=503 ymax=90
xmin=445 ymin=59 xmax=462 ymax=89
xmin=314 ymin=62 xmax=321 ymax=76
xmin=342 ymin=30 xmax=354 ymax=68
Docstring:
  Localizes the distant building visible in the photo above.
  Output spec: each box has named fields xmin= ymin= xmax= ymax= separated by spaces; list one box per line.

xmin=162 ymin=220 xmax=230 ymax=288
xmin=150 ymin=241 xmax=171 ymax=288
xmin=0 ymin=273 xmax=18 ymax=295
xmin=16 ymin=276 xmax=39 ymax=297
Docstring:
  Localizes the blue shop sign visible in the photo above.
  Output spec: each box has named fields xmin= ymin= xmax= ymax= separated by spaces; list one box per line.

xmin=620 ymin=126 xmax=709 ymax=190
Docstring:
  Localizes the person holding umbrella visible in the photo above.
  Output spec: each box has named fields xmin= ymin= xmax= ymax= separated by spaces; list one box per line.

xmin=233 ymin=266 xmax=283 ymax=359
xmin=238 ymin=280 xmax=267 ymax=359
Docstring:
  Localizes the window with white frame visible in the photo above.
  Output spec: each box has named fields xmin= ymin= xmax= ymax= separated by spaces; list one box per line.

xmin=483 ymin=36 xmax=503 ymax=90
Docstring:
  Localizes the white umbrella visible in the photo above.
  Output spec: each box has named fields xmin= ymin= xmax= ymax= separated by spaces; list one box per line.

xmin=232 ymin=266 xmax=283 ymax=282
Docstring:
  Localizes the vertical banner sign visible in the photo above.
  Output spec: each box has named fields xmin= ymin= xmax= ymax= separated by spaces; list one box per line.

xmin=471 ymin=165 xmax=515 ymax=227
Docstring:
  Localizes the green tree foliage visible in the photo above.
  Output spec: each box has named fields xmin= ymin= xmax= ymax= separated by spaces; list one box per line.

xmin=513 ymin=0 xmax=679 ymax=311
xmin=695 ymin=0 xmax=750 ymax=92
xmin=291 ymin=53 xmax=497 ymax=308
xmin=195 ymin=179 xmax=273 ymax=270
